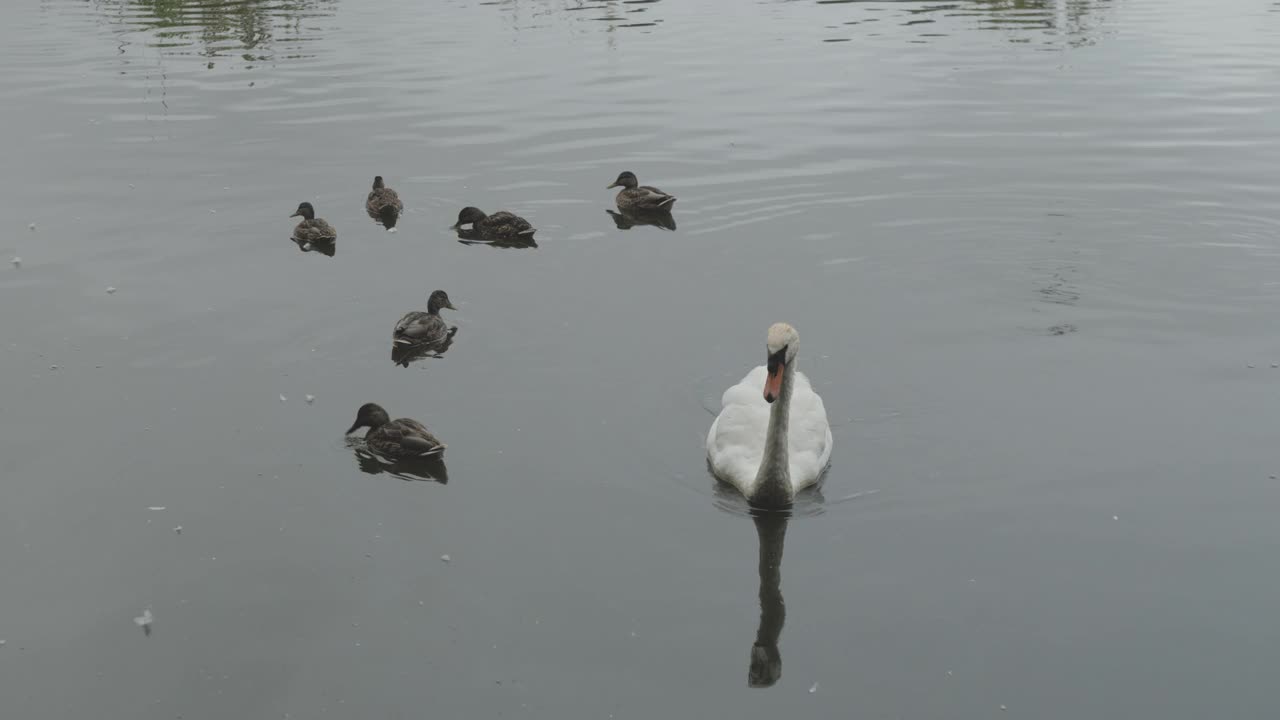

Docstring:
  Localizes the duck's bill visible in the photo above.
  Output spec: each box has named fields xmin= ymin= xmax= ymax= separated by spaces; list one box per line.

xmin=606 ymin=182 xmax=620 ymax=189
xmin=763 ymin=362 xmax=784 ymax=403
xmin=344 ymin=422 xmax=362 ymax=435
xmin=290 ymin=212 xmax=301 ymax=218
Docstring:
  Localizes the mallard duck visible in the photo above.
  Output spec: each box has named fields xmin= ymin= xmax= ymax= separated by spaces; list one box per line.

xmin=345 ymin=403 xmax=446 ymax=459
xmin=366 ymin=176 xmax=404 ymax=228
xmin=291 ymin=202 xmax=337 ymax=243
xmin=451 ymin=206 xmax=536 ymax=241
xmin=393 ymin=289 xmax=457 ymax=348
xmin=608 ymin=171 xmax=676 ymax=212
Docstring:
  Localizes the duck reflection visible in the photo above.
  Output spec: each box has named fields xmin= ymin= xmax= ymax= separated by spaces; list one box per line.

xmin=351 ymin=443 xmax=449 ymax=484
xmin=455 ymin=225 xmax=538 ymax=249
xmin=292 ymin=236 xmax=336 ymax=257
xmin=392 ymin=333 xmax=455 ymax=367
xmin=748 ymin=511 xmax=788 ymax=688
xmin=606 ymin=207 xmax=677 ymax=231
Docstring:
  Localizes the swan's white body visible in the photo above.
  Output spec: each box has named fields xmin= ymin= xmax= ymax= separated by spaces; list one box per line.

xmin=707 ymin=327 xmax=832 ymax=505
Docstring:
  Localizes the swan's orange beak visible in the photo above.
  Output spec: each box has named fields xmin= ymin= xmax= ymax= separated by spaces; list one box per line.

xmin=763 ymin=361 xmax=784 ymax=403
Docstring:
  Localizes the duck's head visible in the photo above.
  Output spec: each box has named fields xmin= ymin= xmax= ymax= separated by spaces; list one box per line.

xmin=608 ymin=171 xmax=638 ymax=190
xmin=291 ymin=202 xmax=316 ymax=220
xmin=763 ymin=323 xmax=799 ymax=404
xmin=427 ymin=289 xmax=456 ymax=314
xmin=346 ymin=403 xmax=391 ymax=435
xmin=451 ymin=207 xmax=487 ymax=229
xmin=372 ymin=176 xmax=385 ymax=189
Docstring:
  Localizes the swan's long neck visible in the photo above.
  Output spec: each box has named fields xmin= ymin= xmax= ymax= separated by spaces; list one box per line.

xmin=752 ymin=360 xmax=794 ymax=508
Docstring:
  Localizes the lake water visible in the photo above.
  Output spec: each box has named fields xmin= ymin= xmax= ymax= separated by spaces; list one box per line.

xmin=2 ymin=0 xmax=1280 ymax=717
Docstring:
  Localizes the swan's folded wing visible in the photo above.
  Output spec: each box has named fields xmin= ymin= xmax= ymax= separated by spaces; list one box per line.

xmin=708 ymin=367 xmax=770 ymax=489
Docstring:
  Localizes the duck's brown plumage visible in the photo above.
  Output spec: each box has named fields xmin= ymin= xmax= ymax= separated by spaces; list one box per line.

xmin=347 ymin=403 xmax=446 ymax=459
xmin=608 ymin=171 xmax=677 ymax=212
xmin=393 ymin=290 xmax=457 ymax=349
xmin=366 ymin=176 xmax=404 ymax=220
xmin=291 ymin=202 xmax=337 ymax=242
xmin=453 ymin=206 xmax=536 ymax=242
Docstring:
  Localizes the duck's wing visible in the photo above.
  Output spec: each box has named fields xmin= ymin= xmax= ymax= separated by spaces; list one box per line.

xmin=390 ymin=418 xmax=445 ymax=455
xmin=383 ymin=188 xmax=404 ymax=211
xmin=367 ymin=188 xmax=403 ymax=213
xmin=299 ymin=218 xmax=337 ymax=240
xmin=636 ymin=185 xmax=677 ymax=207
xmin=393 ymin=312 xmax=451 ymax=345
xmin=486 ymin=211 xmax=536 ymax=236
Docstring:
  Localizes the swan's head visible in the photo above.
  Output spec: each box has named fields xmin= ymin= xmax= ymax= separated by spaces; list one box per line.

xmin=763 ymin=323 xmax=799 ymax=404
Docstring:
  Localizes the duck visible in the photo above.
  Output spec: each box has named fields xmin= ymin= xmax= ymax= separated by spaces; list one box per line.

xmin=290 ymin=202 xmax=337 ymax=243
xmin=366 ymin=176 xmax=404 ymax=228
xmin=346 ymin=403 xmax=446 ymax=459
xmin=451 ymin=206 xmax=536 ymax=242
xmin=608 ymin=171 xmax=676 ymax=212
xmin=706 ymin=323 xmax=832 ymax=508
xmin=393 ymin=289 xmax=457 ymax=348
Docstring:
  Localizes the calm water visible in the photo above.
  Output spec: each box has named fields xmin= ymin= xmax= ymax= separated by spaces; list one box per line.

xmin=3 ymin=0 xmax=1280 ymax=717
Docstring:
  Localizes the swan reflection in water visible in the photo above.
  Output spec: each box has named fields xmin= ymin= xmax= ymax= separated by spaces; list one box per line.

xmin=455 ymin=226 xmax=538 ymax=249
xmin=713 ymin=484 xmax=824 ymax=688
xmin=292 ymin=236 xmax=336 ymax=257
xmin=606 ymin=207 xmax=677 ymax=231
xmin=748 ymin=510 xmax=788 ymax=687
xmin=391 ymin=332 xmax=455 ymax=367
xmin=349 ymin=442 xmax=449 ymax=484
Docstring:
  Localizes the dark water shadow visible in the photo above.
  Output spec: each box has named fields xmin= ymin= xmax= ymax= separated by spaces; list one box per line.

xmin=392 ymin=333 xmax=456 ymax=368
xmin=350 ymin=442 xmax=449 ymax=484
xmin=291 ymin=237 xmax=336 ymax=257
xmin=607 ymin=207 xmax=677 ymax=231
xmin=455 ymin=227 xmax=538 ymax=249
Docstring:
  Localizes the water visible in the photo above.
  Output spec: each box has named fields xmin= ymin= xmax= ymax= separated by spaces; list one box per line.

xmin=2 ymin=1 xmax=1280 ymax=717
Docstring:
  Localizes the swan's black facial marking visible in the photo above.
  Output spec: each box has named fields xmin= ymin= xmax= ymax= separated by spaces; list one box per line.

xmin=766 ymin=346 xmax=787 ymax=374
xmin=764 ymin=346 xmax=787 ymax=403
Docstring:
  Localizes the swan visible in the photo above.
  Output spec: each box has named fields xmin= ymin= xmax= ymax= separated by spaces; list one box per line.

xmin=707 ymin=323 xmax=832 ymax=508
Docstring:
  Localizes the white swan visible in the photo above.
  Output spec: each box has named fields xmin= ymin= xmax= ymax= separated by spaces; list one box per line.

xmin=707 ymin=323 xmax=833 ymax=508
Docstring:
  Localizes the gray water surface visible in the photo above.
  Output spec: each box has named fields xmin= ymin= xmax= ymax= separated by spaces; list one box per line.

xmin=3 ymin=1 xmax=1280 ymax=718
